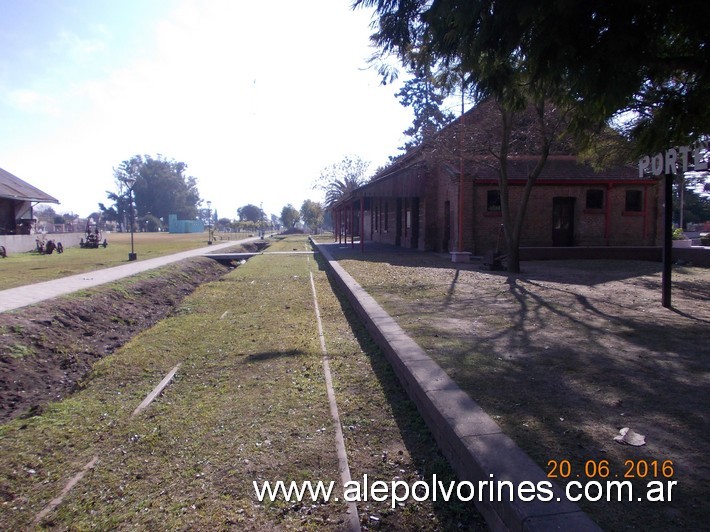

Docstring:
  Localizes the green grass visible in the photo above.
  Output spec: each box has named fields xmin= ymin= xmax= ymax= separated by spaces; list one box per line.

xmin=7 ymin=343 xmax=33 ymax=358
xmin=0 ymin=235 xmax=484 ymax=530
xmin=0 ymin=231 xmax=244 ymax=290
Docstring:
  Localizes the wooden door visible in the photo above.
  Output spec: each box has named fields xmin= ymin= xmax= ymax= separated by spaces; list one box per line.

xmin=552 ymin=197 xmax=575 ymax=246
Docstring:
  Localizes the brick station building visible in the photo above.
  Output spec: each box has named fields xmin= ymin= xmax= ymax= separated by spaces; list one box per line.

xmin=0 ymin=166 xmax=59 ymax=235
xmin=333 ymin=100 xmax=663 ymax=258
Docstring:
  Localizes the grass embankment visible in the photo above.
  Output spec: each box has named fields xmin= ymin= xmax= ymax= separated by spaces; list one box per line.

xmin=0 ymin=235 xmax=485 ymax=530
xmin=0 ymin=232 xmax=246 ymax=290
xmin=318 ymin=240 xmax=709 ymax=531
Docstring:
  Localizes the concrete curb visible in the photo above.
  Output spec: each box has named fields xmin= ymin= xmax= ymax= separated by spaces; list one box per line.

xmin=312 ymin=240 xmax=601 ymax=532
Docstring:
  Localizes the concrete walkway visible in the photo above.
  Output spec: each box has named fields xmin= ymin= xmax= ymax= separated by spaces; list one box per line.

xmin=0 ymin=238 xmax=259 ymax=313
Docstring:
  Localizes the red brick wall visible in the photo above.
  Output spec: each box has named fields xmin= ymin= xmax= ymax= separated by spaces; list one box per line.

xmin=468 ymin=182 xmax=662 ymax=255
xmin=423 ymin=165 xmax=469 ymax=252
xmin=367 ymin=197 xmax=399 ymax=247
xmin=356 ymin=167 xmax=662 ymax=254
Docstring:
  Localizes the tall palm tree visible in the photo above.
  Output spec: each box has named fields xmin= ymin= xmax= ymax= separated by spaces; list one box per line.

xmin=315 ymin=156 xmax=371 ymax=208
xmin=323 ymin=175 xmax=365 ymax=207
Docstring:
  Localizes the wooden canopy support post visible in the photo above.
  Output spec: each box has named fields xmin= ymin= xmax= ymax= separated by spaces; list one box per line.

xmin=350 ymin=204 xmax=355 ymax=248
xmin=360 ymin=198 xmax=365 ymax=253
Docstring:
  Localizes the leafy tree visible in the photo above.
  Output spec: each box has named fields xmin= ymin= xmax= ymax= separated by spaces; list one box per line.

xmin=34 ymin=206 xmax=57 ymax=223
xmin=280 ymin=204 xmax=300 ymax=229
xmin=675 ymin=179 xmax=710 ymax=228
xmin=237 ymin=204 xmax=264 ymax=223
xmin=360 ymin=0 xmax=699 ymax=272
xmin=138 ymin=214 xmax=162 ymax=232
xmin=62 ymin=212 xmax=79 ymax=225
xmin=356 ymin=0 xmax=710 ymax=155
xmin=103 ymin=155 xmax=200 ymax=226
xmin=83 ymin=211 xmax=107 ymax=231
xmin=198 ymin=208 xmax=215 ymax=224
xmin=234 ymin=220 xmax=258 ymax=233
xmin=463 ymin=98 xmax=571 ymax=271
xmin=313 ymin=155 xmax=371 ymax=208
xmin=99 ymin=193 xmax=129 ymax=231
xmin=300 ymin=199 xmax=324 ymax=234
xmin=396 ymin=70 xmax=455 ymax=151
xmin=216 ymin=217 xmax=232 ymax=232
xmin=359 ymin=3 xmax=567 ymax=271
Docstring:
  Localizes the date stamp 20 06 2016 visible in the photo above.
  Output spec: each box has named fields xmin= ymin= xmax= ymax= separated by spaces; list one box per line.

xmin=547 ymin=459 xmax=675 ymax=480
xmin=546 ymin=459 xmax=677 ymax=503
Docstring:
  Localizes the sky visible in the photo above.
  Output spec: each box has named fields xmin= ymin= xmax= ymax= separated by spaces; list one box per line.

xmin=0 ymin=0 xmax=419 ymax=220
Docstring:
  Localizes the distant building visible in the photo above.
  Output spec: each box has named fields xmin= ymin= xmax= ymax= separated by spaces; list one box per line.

xmin=333 ymin=100 xmax=663 ymax=257
xmin=168 ymin=214 xmax=204 ymax=233
xmin=0 ymin=167 xmax=59 ymax=235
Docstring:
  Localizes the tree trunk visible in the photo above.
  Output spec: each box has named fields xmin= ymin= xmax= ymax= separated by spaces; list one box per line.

xmin=498 ymin=99 xmax=552 ymax=274
xmin=496 ymin=106 xmax=523 ymax=273
xmin=507 ymin=244 xmax=521 ymax=274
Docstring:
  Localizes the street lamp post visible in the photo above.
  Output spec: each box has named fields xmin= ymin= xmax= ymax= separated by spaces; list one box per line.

xmin=125 ymin=176 xmax=137 ymax=261
xmin=207 ymin=200 xmax=213 ymax=245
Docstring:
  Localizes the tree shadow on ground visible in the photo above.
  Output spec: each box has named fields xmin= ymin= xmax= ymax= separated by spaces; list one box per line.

xmin=316 ymin=241 xmax=710 ymax=530
xmin=245 ymin=349 xmax=306 ymax=363
xmin=403 ymin=270 xmax=708 ymax=530
xmin=320 ymin=241 xmax=667 ymax=287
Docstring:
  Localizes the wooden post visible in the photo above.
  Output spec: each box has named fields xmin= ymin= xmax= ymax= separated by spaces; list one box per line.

xmin=350 ymin=204 xmax=355 ymax=248
xmin=360 ymin=198 xmax=365 ymax=253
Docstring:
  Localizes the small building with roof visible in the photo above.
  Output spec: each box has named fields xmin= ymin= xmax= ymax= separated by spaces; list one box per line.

xmin=0 ymin=166 xmax=59 ymax=235
xmin=332 ymin=100 xmax=662 ymax=258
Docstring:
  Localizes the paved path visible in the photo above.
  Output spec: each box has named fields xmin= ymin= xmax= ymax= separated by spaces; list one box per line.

xmin=0 ymin=238 xmax=259 ymax=313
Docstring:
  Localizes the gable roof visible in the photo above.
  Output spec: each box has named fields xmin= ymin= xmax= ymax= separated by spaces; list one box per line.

xmin=461 ymin=154 xmax=639 ymax=182
xmin=332 ymin=100 xmax=646 ymax=209
xmin=367 ymin=99 xmax=641 ymax=186
xmin=0 ymin=167 xmax=59 ymax=203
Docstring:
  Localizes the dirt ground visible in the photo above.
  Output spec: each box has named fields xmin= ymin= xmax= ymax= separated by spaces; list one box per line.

xmin=0 ymin=256 xmax=238 ymax=424
xmin=328 ymin=246 xmax=710 ymax=531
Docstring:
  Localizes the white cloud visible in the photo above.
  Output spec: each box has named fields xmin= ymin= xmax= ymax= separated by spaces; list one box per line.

xmin=53 ymin=29 xmax=107 ymax=61
xmin=0 ymin=0 xmax=413 ymax=218
xmin=7 ymin=88 xmax=63 ymax=116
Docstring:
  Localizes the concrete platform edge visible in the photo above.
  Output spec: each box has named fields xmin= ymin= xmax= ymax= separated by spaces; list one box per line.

xmin=312 ymin=239 xmax=601 ymax=532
